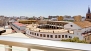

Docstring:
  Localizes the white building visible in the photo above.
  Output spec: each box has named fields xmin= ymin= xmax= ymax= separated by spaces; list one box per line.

xmin=51 ymin=18 xmax=57 ymax=21
xmin=25 ymin=20 xmax=91 ymax=42
xmin=38 ymin=16 xmax=44 ymax=20
xmin=64 ymin=21 xmax=91 ymax=40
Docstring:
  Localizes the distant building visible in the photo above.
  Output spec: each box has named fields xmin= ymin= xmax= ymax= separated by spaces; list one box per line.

xmin=74 ymin=15 xmax=82 ymax=22
xmin=63 ymin=15 xmax=74 ymax=21
xmin=51 ymin=18 xmax=57 ymax=21
xmin=48 ymin=16 xmax=59 ymax=19
xmin=57 ymin=16 xmax=63 ymax=21
xmin=18 ymin=20 xmax=38 ymax=24
xmin=38 ymin=16 xmax=44 ymax=20
xmin=64 ymin=21 xmax=91 ymax=41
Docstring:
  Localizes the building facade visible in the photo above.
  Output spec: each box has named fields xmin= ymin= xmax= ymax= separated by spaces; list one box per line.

xmin=57 ymin=16 xmax=63 ymax=21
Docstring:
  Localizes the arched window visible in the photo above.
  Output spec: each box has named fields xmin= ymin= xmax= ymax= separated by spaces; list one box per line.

xmin=62 ymin=35 xmax=64 ymax=38
xmin=47 ymin=35 xmax=49 ymax=38
xmin=40 ymin=34 xmax=42 ymax=37
xmin=37 ymin=33 xmax=39 ymax=36
xmin=65 ymin=35 xmax=67 ymax=38
xmin=88 ymin=16 xmax=89 ymax=18
xmin=58 ymin=35 xmax=61 ymax=38
xmin=55 ymin=35 xmax=57 ymax=38
xmin=50 ymin=35 xmax=53 ymax=38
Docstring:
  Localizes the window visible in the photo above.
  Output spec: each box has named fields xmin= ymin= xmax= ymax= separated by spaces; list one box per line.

xmin=70 ymin=25 xmax=73 ymax=27
xmin=58 ymin=35 xmax=61 ymax=38
xmin=37 ymin=33 xmax=39 ymax=36
xmin=62 ymin=35 xmax=64 ymax=38
xmin=43 ymin=34 xmax=46 ymax=37
xmin=55 ymin=35 xmax=57 ymax=38
xmin=47 ymin=35 xmax=49 ymax=38
xmin=40 ymin=34 xmax=42 ymax=37
xmin=35 ymin=33 xmax=36 ymax=35
xmin=65 ymin=35 xmax=67 ymax=38
xmin=50 ymin=35 xmax=53 ymax=38
xmin=69 ymin=36 xmax=72 ymax=38
xmin=88 ymin=16 xmax=89 ymax=18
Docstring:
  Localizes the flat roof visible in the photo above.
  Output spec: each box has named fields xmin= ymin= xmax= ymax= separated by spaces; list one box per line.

xmin=2 ymin=29 xmax=12 ymax=35
xmin=0 ymin=28 xmax=4 ymax=31
xmin=1 ymin=33 xmax=29 ymax=38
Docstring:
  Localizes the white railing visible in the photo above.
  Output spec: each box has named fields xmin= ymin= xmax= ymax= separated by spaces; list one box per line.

xmin=0 ymin=36 xmax=91 ymax=51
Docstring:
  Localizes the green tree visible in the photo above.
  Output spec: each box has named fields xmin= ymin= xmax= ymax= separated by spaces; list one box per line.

xmin=61 ymin=37 xmax=88 ymax=44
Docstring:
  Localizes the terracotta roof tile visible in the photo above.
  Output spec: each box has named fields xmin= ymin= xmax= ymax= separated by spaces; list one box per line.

xmin=73 ymin=21 xmax=91 ymax=28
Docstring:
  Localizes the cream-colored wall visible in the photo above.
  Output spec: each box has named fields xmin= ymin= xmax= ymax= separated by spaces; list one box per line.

xmin=26 ymin=29 xmax=70 ymax=41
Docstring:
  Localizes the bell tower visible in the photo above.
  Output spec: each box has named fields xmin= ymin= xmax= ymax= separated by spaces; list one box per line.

xmin=85 ymin=6 xmax=91 ymax=22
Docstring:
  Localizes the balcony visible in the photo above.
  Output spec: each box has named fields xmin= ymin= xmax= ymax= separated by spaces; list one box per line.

xmin=0 ymin=36 xmax=91 ymax=51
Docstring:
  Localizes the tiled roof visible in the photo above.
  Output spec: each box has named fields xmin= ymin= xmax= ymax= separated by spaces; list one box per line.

xmin=73 ymin=21 xmax=91 ymax=28
xmin=14 ymin=22 xmax=25 ymax=26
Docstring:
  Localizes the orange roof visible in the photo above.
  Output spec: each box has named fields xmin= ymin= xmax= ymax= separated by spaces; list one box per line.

xmin=73 ymin=21 xmax=91 ymax=28
xmin=14 ymin=22 xmax=25 ymax=26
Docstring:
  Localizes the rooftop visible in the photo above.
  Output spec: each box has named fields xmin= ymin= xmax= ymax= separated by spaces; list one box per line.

xmin=0 ymin=26 xmax=12 ymax=34
xmin=0 ymin=27 xmax=4 ymax=31
xmin=2 ymin=29 xmax=12 ymax=35
xmin=1 ymin=33 xmax=29 ymax=38
xmin=73 ymin=21 xmax=91 ymax=28
xmin=14 ymin=22 xmax=26 ymax=26
xmin=26 ymin=24 xmax=69 ymax=34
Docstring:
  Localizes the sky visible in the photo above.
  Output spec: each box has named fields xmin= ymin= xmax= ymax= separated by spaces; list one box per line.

xmin=0 ymin=0 xmax=91 ymax=17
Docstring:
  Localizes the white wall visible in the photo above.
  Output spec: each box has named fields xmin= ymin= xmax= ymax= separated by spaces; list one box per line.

xmin=64 ymin=22 xmax=81 ymax=30
xmin=66 ymin=26 xmax=91 ymax=40
xmin=71 ymin=30 xmax=84 ymax=40
xmin=64 ymin=22 xmax=87 ymax=40
xmin=26 ymin=29 xmax=70 ymax=41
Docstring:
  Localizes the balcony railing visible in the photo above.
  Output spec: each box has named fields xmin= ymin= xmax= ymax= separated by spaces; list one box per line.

xmin=0 ymin=36 xmax=91 ymax=51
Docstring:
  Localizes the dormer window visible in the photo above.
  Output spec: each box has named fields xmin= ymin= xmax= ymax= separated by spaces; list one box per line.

xmin=70 ymin=25 xmax=73 ymax=27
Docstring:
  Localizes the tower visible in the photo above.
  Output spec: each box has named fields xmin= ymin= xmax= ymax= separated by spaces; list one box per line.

xmin=57 ymin=16 xmax=63 ymax=21
xmin=74 ymin=15 xmax=82 ymax=22
xmin=85 ymin=6 xmax=91 ymax=22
